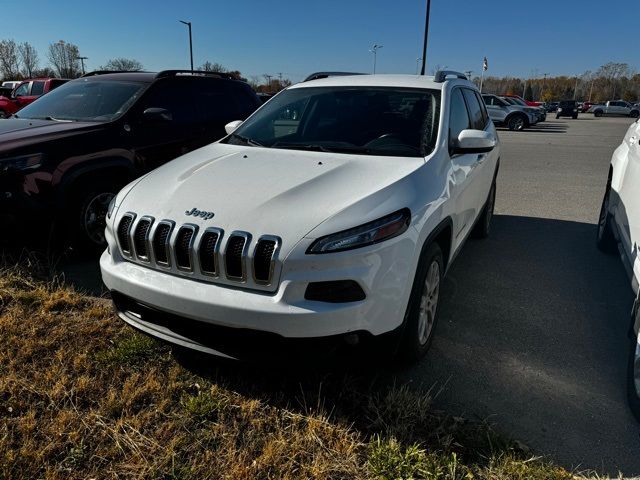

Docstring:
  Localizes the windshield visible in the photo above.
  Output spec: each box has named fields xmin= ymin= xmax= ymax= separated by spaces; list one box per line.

xmin=226 ymin=86 xmax=441 ymax=157
xmin=16 ymin=79 xmax=148 ymax=122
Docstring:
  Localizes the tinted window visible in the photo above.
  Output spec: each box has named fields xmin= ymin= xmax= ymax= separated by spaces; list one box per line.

xmin=449 ymin=89 xmax=471 ymax=150
xmin=230 ymin=86 xmax=441 ymax=157
xmin=140 ymin=79 xmax=195 ymax=125
xmin=191 ymin=79 xmax=258 ymax=123
xmin=462 ymin=88 xmax=485 ymax=130
xmin=30 ymin=81 xmax=45 ymax=96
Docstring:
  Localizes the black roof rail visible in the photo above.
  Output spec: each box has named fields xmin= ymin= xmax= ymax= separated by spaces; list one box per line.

xmin=303 ymin=71 xmax=366 ymax=82
xmin=434 ymin=70 xmax=469 ymax=83
xmin=81 ymin=70 xmax=149 ymax=77
xmin=155 ymin=70 xmax=239 ymax=80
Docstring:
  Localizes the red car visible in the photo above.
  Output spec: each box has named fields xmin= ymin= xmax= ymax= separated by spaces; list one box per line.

xmin=0 ymin=78 xmax=68 ymax=118
xmin=500 ymin=93 xmax=541 ymax=107
xmin=581 ymin=101 xmax=596 ymax=113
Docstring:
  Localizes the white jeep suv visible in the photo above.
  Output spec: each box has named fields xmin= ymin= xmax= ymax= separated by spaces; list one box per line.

xmin=597 ymin=117 xmax=640 ymax=416
xmin=100 ymin=71 xmax=500 ymax=361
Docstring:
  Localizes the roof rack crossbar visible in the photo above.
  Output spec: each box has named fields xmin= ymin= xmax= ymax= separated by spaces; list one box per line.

xmin=155 ymin=70 xmax=238 ymax=80
xmin=434 ymin=70 xmax=469 ymax=83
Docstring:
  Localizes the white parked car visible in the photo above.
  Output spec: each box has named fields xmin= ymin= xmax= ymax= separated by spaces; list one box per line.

xmin=596 ymin=118 xmax=640 ymax=415
xmin=100 ymin=71 xmax=500 ymax=362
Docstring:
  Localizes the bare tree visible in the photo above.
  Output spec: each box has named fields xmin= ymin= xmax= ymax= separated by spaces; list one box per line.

xmin=0 ymin=39 xmax=22 ymax=79
xmin=47 ymin=40 xmax=81 ymax=78
xmin=199 ymin=61 xmax=227 ymax=72
xmin=100 ymin=57 xmax=143 ymax=71
xmin=18 ymin=42 xmax=38 ymax=78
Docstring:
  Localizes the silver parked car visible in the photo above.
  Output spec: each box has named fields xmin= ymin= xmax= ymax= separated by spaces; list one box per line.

xmin=481 ymin=94 xmax=537 ymax=131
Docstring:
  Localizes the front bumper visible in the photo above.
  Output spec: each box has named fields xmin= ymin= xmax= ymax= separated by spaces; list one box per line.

xmin=100 ymin=232 xmax=417 ymax=347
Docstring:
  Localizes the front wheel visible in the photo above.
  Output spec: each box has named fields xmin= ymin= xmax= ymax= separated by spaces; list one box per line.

xmin=507 ymin=115 xmax=526 ymax=131
xmin=630 ymin=110 xmax=639 ymax=118
xmin=399 ymin=242 xmax=444 ymax=363
xmin=0 ymin=110 xmax=7 ymax=119
xmin=594 ymin=110 xmax=603 ymax=117
xmin=556 ymin=114 xmax=560 ymax=119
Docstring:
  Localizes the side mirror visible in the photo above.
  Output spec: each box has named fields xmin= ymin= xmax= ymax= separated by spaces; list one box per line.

xmin=143 ymin=107 xmax=172 ymax=122
xmin=225 ymin=120 xmax=243 ymax=135
xmin=454 ymin=129 xmax=496 ymax=154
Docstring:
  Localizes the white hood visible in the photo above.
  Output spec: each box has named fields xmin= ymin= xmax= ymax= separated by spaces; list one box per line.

xmin=117 ymin=143 xmax=422 ymax=252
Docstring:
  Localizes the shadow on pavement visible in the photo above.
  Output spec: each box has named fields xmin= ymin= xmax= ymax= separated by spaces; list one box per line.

xmin=403 ymin=214 xmax=640 ymax=475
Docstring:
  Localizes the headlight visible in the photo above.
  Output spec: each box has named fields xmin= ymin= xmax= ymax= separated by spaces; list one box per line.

xmin=107 ymin=195 xmax=117 ymax=219
xmin=0 ymin=153 xmax=44 ymax=171
xmin=558 ymin=108 xmax=563 ymax=112
xmin=307 ymin=208 xmax=411 ymax=254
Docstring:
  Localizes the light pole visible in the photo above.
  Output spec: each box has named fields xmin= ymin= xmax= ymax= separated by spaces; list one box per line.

xmin=179 ymin=20 xmax=194 ymax=72
xmin=370 ymin=44 xmax=383 ymax=74
xmin=573 ymin=76 xmax=579 ymax=100
xmin=540 ymin=73 xmax=549 ymax=101
xmin=77 ymin=56 xmax=88 ymax=75
xmin=419 ymin=0 xmax=431 ymax=75
xmin=415 ymin=58 xmax=422 ymax=75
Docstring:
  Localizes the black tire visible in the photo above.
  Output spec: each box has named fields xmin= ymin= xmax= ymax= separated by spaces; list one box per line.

xmin=0 ymin=109 xmax=7 ymax=119
xmin=556 ymin=114 xmax=560 ymax=119
xmin=572 ymin=114 xmax=578 ymax=119
xmin=398 ymin=242 xmax=444 ymax=363
xmin=66 ymin=179 xmax=124 ymax=252
xmin=596 ymin=175 xmax=617 ymax=253
xmin=507 ymin=114 xmax=526 ymax=131
xmin=472 ymin=180 xmax=496 ymax=239
xmin=628 ymin=306 xmax=640 ymax=422
xmin=630 ymin=110 xmax=639 ymax=118
xmin=594 ymin=110 xmax=603 ymax=118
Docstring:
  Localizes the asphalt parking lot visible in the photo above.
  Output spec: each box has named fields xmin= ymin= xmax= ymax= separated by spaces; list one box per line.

xmin=404 ymin=115 xmax=640 ymax=475
xmin=56 ymin=114 xmax=640 ymax=475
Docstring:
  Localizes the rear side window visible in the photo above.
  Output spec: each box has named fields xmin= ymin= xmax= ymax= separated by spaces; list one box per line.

xmin=30 ymin=81 xmax=45 ymax=96
xmin=462 ymin=88 xmax=485 ymax=130
xmin=192 ymin=80 xmax=259 ymax=123
xmin=449 ymin=89 xmax=471 ymax=149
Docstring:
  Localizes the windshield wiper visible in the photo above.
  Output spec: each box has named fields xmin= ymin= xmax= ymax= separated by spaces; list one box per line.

xmin=230 ymin=133 xmax=263 ymax=147
xmin=42 ymin=116 xmax=74 ymax=122
xmin=272 ymin=142 xmax=373 ymax=154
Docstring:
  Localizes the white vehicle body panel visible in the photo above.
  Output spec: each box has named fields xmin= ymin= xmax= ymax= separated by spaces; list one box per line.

xmin=100 ymin=74 xmax=500 ymax=353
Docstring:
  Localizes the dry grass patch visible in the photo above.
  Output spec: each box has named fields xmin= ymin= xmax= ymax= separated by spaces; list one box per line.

xmin=0 ymin=264 xmax=612 ymax=479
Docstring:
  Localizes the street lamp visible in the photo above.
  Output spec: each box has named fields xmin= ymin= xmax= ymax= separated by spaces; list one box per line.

xmin=179 ymin=20 xmax=194 ymax=73
xmin=370 ymin=44 xmax=383 ymax=74
xmin=77 ymin=56 xmax=88 ymax=75
xmin=540 ymin=73 xmax=549 ymax=101
xmin=415 ymin=58 xmax=422 ymax=75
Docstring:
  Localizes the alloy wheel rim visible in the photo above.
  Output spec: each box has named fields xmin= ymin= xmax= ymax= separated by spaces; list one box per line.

xmin=418 ymin=260 xmax=440 ymax=345
xmin=514 ymin=118 xmax=524 ymax=130
xmin=84 ymin=192 xmax=115 ymax=245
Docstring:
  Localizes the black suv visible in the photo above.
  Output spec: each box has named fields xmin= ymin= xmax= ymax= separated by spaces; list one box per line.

xmin=0 ymin=70 xmax=260 ymax=249
xmin=556 ymin=100 xmax=578 ymax=119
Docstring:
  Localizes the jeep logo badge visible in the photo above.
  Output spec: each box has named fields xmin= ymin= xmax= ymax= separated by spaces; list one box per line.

xmin=185 ymin=207 xmax=215 ymax=220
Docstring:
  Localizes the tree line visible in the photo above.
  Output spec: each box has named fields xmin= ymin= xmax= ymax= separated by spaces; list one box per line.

xmin=0 ymin=38 xmax=292 ymax=93
xmin=476 ymin=63 xmax=640 ymax=103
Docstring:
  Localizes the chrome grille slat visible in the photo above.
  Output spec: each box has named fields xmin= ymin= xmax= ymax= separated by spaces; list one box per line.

xmin=225 ymin=232 xmax=251 ymax=281
xmin=117 ymin=213 xmax=136 ymax=256
xmin=152 ymin=221 xmax=174 ymax=267
xmin=175 ymin=225 xmax=198 ymax=272
xmin=253 ymin=236 xmax=281 ymax=285
xmin=133 ymin=217 xmax=154 ymax=262
xmin=198 ymin=228 xmax=223 ymax=276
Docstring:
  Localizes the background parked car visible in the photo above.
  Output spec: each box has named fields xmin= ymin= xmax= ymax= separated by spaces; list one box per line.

xmin=545 ymin=101 xmax=559 ymax=113
xmin=556 ymin=100 xmax=579 ymax=119
xmin=0 ymin=78 xmax=68 ymax=118
xmin=590 ymin=100 xmax=640 ymax=118
xmin=0 ymin=70 xmax=261 ymax=249
xmin=500 ymin=96 xmax=546 ymax=122
xmin=596 ymin=117 xmax=640 ymax=420
xmin=482 ymin=93 xmax=536 ymax=130
xmin=581 ymin=101 xmax=596 ymax=113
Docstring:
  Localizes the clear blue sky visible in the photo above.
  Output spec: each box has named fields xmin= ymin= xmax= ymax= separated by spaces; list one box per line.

xmin=3 ymin=0 xmax=638 ymax=82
